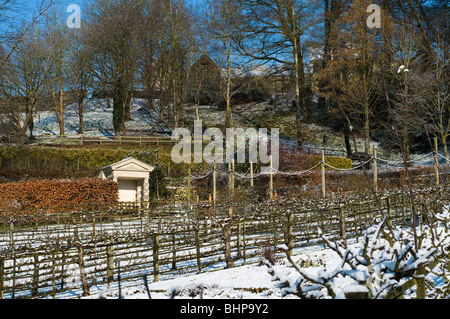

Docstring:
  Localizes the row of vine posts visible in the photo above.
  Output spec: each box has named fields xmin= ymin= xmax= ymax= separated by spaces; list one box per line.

xmin=1 ymin=183 xmax=448 ymax=299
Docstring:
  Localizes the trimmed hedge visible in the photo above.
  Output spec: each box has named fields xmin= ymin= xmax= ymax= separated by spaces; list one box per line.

xmin=0 ymin=146 xmax=130 ymax=170
xmin=0 ymin=178 xmax=118 ymax=215
xmin=0 ymin=146 xmax=209 ymax=180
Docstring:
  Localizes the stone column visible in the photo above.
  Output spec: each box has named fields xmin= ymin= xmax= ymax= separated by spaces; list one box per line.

xmin=136 ymin=180 xmax=142 ymax=208
xmin=143 ymin=178 xmax=150 ymax=208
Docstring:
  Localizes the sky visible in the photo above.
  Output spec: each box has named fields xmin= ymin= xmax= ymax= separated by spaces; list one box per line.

xmin=1 ymin=0 xmax=83 ymax=32
xmin=3 ymin=0 xmax=204 ymax=32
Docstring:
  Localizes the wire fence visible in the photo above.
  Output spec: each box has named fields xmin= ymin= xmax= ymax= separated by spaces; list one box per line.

xmin=187 ymin=146 xmax=447 ymax=201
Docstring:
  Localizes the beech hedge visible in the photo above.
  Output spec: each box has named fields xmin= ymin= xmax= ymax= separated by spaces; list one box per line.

xmin=0 ymin=178 xmax=118 ymax=215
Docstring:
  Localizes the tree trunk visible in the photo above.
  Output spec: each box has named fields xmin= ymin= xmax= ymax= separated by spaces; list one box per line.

xmin=225 ymin=56 xmax=233 ymax=128
xmin=28 ymin=106 xmax=35 ymax=142
xmin=18 ymin=102 xmax=34 ymax=145
xmin=364 ymin=105 xmax=370 ymax=155
xmin=441 ymin=133 xmax=449 ymax=163
xmin=58 ymin=88 xmax=65 ymax=136
xmin=403 ymin=127 xmax=411 ymax=162
xmin=124 ymin=89 xmax=132 ymax=121
xmin=345 ymin=133 xmax=352 ymax=158
xmin=294 ymin=39 xmax=305 ymax=151
xmin=78 ymin=97 xmax=84 ymax=134
xmin=113 ymin=76 xmax=126 ymax=136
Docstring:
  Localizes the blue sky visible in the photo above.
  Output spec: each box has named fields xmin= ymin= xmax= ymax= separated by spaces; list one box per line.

xmin=9 ymin=0 xmax=204 ymax=28
xmin=3 ymin=0 xmax=84 ymax=28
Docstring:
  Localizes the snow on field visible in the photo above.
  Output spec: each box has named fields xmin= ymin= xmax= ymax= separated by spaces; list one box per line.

xmin=76 ymin=244 xmax=346 ymax=300
xmin=31 ymin=98 xmax=445 ymax=167
xmin=33 ymin=98 xmax=170 ymax=136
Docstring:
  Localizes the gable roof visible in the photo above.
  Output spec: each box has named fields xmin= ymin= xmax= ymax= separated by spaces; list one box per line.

xmin=101 ymin=157 xmax=154 ymax=172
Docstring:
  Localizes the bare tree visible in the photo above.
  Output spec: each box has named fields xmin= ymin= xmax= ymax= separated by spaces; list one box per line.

xmin=206 ymin=0 xmax=245 ymax=128
xmin=67 ymin=27 xmax=94 ymax=134
xmin=0 ymin=24 xmax=50 ymax=145
xmin=0 ymin=0 xmax=53 ymax=72
xmin=236 ymin=0 xmax=322 ymax=151
xmin=85 ymin=0 xmax=143 ymax=137
xmin=318 ymin=0 xmax=380 ymax=155
xmin=44 ymin=6 xmax=71 ymax=136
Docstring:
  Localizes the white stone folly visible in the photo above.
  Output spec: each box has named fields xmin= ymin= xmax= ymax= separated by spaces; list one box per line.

xmin=98 ymin=157 xmax=154 ymax=203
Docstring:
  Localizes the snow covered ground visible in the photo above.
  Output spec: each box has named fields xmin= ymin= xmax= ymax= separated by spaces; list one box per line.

xmin=78 ymin=244 xmax=339 ymax=300
xmin=33 ymin=98 xmax=170 ymax=136
xmin=32 ymin=98 xmax=446 ymax=168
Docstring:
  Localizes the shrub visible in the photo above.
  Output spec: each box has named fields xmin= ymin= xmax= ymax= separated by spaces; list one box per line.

xmin=278 ymin=147 xmax=353 ymax=172
xmin=0 ymin=178 xmax=118 ymax=216
xmin=0 ymin=146 xmax=130 ymax=170
xmin=309 ymin=155 xmax=353 ymax=170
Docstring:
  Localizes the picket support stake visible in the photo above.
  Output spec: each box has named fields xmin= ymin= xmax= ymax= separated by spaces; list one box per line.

xmin=434 ymin=137 xmax=440 ymax=185
xmin=269 ymin=155 xmax=273 ymax=200
xmin=195 ymin=229 xmax=201 ymax=273
xmin=187 ymin=167 xmax=191 ymax=205
xmin=250 ymin=162 xmax=254 ymax=188
xmin=213 ymin=161 xmax=217 ymax=203
xmin=153 ymin=233 xmax=159 ymax=282
xmin=373 ymin=146 xmax=378 ymax=192
xmin=0 ymin=257 xmax=4 ymax=299
xmin=321 ymin=150 xmax=326 ymax=198
xmin=287 ymin=211 xmax=293 ymax=256
xmin=386 ymin=196 xmax=392 ymax=228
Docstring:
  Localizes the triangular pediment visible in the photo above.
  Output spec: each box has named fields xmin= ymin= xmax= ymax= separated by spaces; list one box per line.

xmin=103 ymin=157 xmax=154 ymax=172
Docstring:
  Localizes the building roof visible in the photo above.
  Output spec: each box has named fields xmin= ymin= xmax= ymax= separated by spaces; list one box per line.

xmin=100 ymin=157 xmax=154 ymax=172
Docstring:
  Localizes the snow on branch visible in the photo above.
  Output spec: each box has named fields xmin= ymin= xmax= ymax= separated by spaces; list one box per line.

xmin=268 ymin=206 xmax=450 ymax=299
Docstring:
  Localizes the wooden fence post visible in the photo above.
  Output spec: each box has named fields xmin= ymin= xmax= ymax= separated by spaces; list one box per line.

xmin=287 ymin=211 xmax=293 ymax=256
xmin=9 ymin=220 xmax=14 ymax=248
xmin=0 ymin=257 xmax=4 ymax=299
xmin=250 ymin=162 xmax=254 ymax=188
xmin=171 ymin=233 xmax=177 ymax=270
xmin=208 ymin=193 xmax=212 ymax=218
xmin=321 ymin=150 xmax=326 ymax=198
xmin=229 ymin=159 xmax=235 ymax=200
xmin=228 ymin=162 xmax=232 ymax=201
xmin=386 ymin=196 xmax=392 ymax=228
xmin=434 ymin=137 xmax=440 ymax=185
xmin=223 ymin=224 xmax=234 ymax=269
xmin=60 ymin=251 xmax=65 ymax=291
xmin=213 ymin=162 xmax=217 ymax=203
xmin=373 ymin=146 xmax=378 ymax=192
xmin=339 ymin=206 xmax=347 ymax=245
xmin=269 ymin=155 xmax=273 ymax=200
xmin=153 ymin=233 xmax=159 ymax=282
xmin=92 ymin=214 xmax=96 ymax=238
xmin=187 ymin=168 xmax=191 ymax=205
xmin=106 ymin=240 xmax=114 ymax=289
xmin=32 ymin=253 xmax=40 ymax=296
xmin=195 ymin=229 xmax=201 ymax=273
xmin=51 ymin=251 xmax=56 ymax=299
xmin=12 ymin=254 xmax=15 ymax=299
xmin=76 ymin=243 xmax=90 ymax=296
xmin=242 ymin=221 xmax=247 ymax=265
xmin=237 ymin=223 xmax=242 ymax=259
